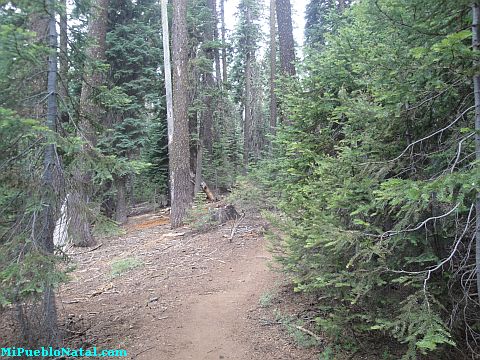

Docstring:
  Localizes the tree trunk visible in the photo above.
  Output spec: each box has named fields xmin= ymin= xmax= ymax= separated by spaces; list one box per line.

xmin=71 ymin=0 xmax=109 ymax=247
xmin=194 ymin=144 xmax=203 ymax=194
xmin=166 ymin=0 xmax=192 ymax=228
xmin=220 ymin=0 xmax=228 ymax=85
xmin=79 ymin=0 xmax=108 ymax=146
xmin=275 ymin=0 xmax=296 ymax=77
xmin=59 ymin=0 xmax=68 ymax=101
xmin=210 ymin=0 xmax=222 ymax=84
xmin=269 ymin=0 xmax=277 ymax=140
xmin=114 ymin=175 xmax=128 ymax=224
xmin=243 ymin=5 xmax=254 ymax=172
xmin=472 ymin=1 xmax=480 ymax=303
xmin=40 ymin=0 xmax=60 ymax=345
xmin=203 ymin=0 xmax=216 ymax=156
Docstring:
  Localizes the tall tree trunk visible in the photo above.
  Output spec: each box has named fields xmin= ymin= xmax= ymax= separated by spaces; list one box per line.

xmin=269 ymin=0 xmax=277 ymax=140
xmin=275 ymin=0 xmax=295 ymax=125
xmin=40 ymin=0 xmax=60 ymax=345
xmin=25 ymin=12 xmax=48 ymax=120
xmin=163 ymin=0 xmax=192 ymax=228
xmin=338 ymin=0 xmax=345 ymax=12
xmin=79 ymin=0 xmax=108 ymax=145
xmin=71 ymin=0 xmax=109 ymax=247
xmin=243 ymin=5 xmax=253 ymax=171
xmin=203 ymin=0 xmax=216 ymax=155
xmin=59 ymin=0 xmax=68 ymax=101
xmin=220 ymin=0 xmax=228 ymax=85
xmin=472 ymin=1 xmax=480 ymax=303
xmin=275 ymin=0 xmax=296 ymax=77
xmin=210 ymin=0 xmax=222 ymax=84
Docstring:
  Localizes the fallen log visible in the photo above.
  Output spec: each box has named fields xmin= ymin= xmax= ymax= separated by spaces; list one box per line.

xmin=201 ymin=181 xmax=217 ymax=202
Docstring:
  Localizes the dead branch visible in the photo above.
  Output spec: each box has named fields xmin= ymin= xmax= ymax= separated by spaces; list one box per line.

xmin=390 ymin=204 xmax=475 ymax=289
xmin=293 ymin=325 xmax=323 ymax=342
xmin=230 ymin=211 xmax=246 ymax=242
xmin=201 ymin=181 xmax=216 ymax=201
xmin=363 ymin=105 xmax=474 ymax=165
xmin=70 ymin=243 xmax=103 ymax=255
xmin=382 ymin=203 xmax=460 ymax=239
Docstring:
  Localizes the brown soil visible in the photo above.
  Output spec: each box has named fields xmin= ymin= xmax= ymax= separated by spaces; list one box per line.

xmin=54 ymin=212 xmax=320 ymax=359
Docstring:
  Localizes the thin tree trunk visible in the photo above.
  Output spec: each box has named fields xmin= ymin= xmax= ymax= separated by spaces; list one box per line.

xmin=71 ymin=0 xmax=109 ymax=247
xmin=40 ymin=0 xmax=60 ymax=345
xmin=338 ymin=0 xmax=345 ymax=12
xmin=220 ymin=0 xmax=228 ymax=85
xmin=203 ymin=0 xmax=216 ymax=156
xmin=194 ymin=144 xmax=203 ymax=194
xmin=211 ymin=0 xmax=222 ymax=84
xmin=269 ymin=0 xmax=277 ymax=140
xmin=59 ymin=0 xmax=68 ymax=101
xmin=472 ymin=1 xmax=480 ymax=303
xmin=114 ymin=175 xmax=128 ymax=224
xmin=165 ymin=0 xmax=192 ymax=228
xmin=243 ymin=4 xmax=253 ymax=172
xmin=73 ymin=0 xmax=109 ymax=245
xmin=161 ymin=0 xmax=173 ymax=156
xmin=79 ymin=0 xmax=108 ymax=146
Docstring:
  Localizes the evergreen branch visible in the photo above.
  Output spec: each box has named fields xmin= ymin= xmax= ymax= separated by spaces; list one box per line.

xmin=406 ymin=79 xmax=463 ymax=112
xmin=363 ymin=106 xmax=474 ymax=165
xmin=389 ymin=203 xmax=474 ymax=281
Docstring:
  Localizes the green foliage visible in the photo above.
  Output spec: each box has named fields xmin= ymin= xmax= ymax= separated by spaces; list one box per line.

xmin=110 ymin=257 xmax=142 ymax=277
xmin=274 ymin=310 xmax=321 ymax=349
xmin=259 ymin=290 xmax=276 ymax=307
xmin=93 ymin=214 xmax=125 ymax=238
xmin=185 ymin=193 xmax=217 ymax=232
xmin=0 ymin=3 xmax=88 ymax=342
xmin=255 ymin=0 xmax=478 ymax=357
xmin=0 ymin=249 xmax=69 ymax=307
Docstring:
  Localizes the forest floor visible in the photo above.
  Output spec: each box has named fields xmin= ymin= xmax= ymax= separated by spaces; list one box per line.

xmin=53 ymin=208 xmax=321 ymax=359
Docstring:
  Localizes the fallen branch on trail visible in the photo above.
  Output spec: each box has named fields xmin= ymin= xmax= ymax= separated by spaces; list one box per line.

xmin=293 ymin=325 xmax=323 ymax=342
xmin=229 ymin=211 xmax=246 ymax=242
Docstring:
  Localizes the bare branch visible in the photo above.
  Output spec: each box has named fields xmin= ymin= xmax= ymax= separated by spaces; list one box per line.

xmin=363 ymin=106 xmax=474 ymax=165
xmin=382 ymin=203 xmax=461 ymax=239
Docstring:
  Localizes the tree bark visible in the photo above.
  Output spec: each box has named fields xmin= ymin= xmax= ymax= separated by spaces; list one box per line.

xmin=167 ymin=0 xmax=192 ymax=228
xmin=243 ymin=4 xmax=253 ymax=171
xmin=114 ymin=175 xmax=128 ymax=224
xmin=472 ymin=1 xmax=480 ymax=303
xmin=79 ymin=0 xmax=108 ymax=146
xmin=210 ymin=0 xmax=222 ymax=84
xmin=220 ymin=0 xmax=228 ymax=85
xmin=161 ymin=0 xmax=174 ymax=154
xmin=275 ymin=0 xmax=296 ymax=77
xmin=59 ymin=0 xmax=68 ymax=101
xmin=194 ymin=143 xmax=203 ymax=194
xmin=71 ymin=0 xmax=109 ymax=247
xmin=40 ymin=0 xmax=60 ymax=345
xmin=203 ymin=0 xmax=216 ymax=156
xmin=269 ymin=0 xmax=277 ymax=140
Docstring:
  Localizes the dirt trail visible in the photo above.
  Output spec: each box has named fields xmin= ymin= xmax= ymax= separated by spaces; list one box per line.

xmin=170 ymin=241 xmax=271 ymax=360
xmin=54 ymin=212 xmax=318 ymax=360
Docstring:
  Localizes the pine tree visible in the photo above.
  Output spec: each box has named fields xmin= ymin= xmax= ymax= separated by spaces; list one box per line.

xmin=71 ymin=0 xmax=109 ymax=246
xmin=169 ymin=0 xmax=192 ymax=227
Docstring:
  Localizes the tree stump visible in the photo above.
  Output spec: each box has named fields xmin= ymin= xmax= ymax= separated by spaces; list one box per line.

xmin=209 ymin=204 xmax=239 ymax=224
